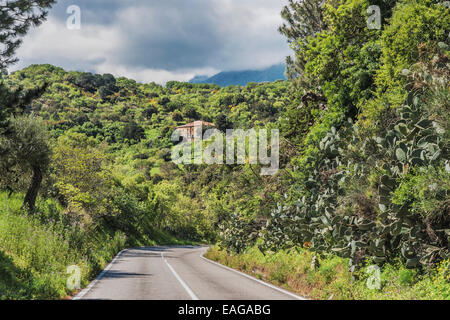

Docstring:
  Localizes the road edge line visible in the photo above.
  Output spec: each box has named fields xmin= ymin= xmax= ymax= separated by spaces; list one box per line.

xmin=72 ymin=249 xmax=127 ymax=300
xmin=161 ymin=252 xmax=199 ymax=300
xmin=200 ymin=251 xmax=308 ymax=300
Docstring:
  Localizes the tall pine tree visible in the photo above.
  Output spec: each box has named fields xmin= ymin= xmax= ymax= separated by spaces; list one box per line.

xmin=0 ymin=0 xmax=55 ymax=129
xmin=278 ymin=0 xmax=325 ymax=80
xmin=0 ymin=0 xmax=55 ymax=69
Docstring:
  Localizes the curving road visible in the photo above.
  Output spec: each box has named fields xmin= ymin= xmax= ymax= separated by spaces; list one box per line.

xmin=73 ymin=246 xmax=305 ymax=300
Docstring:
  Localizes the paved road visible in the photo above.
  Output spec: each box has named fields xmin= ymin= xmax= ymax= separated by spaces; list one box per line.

xmin=74 ymin=246 xmax=304 ymax=300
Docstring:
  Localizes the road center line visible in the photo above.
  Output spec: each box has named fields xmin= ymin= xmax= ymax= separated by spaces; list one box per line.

xmin=161 ymin=252 xmax=199 ymax=300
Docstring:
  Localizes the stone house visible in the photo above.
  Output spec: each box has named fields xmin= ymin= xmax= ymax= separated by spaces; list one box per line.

xmin=176 ymin=120 xmax=215 ymax=142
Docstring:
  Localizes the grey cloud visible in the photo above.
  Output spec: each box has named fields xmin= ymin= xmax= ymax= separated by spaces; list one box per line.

xmin=13 ymin=0 xmax=290 ymax=83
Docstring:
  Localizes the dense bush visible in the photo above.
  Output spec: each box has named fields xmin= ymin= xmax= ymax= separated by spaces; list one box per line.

xmin=218 ymin=0 xmax=449 ymax=273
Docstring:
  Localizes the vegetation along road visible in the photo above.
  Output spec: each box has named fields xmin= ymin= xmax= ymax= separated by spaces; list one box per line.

xmin=73 ymin=246 xmax=305 ymax=300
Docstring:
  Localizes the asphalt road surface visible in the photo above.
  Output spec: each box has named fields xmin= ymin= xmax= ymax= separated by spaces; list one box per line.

xmin=74 ymin=246 xmax=305 ymax=300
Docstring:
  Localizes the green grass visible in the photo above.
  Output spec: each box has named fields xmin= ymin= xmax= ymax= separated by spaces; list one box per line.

xmin=0 ymin=193 xmax=87 ymax=299
xmin=0 ymin=192 xmax=192 ymax=299
xmin=205 ymin=245 xmax=450 ymax=300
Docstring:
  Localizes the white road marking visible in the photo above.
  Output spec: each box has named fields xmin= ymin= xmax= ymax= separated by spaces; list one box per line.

xmin=161 ymin=252 xmax=199 ymax=300
xmin=200 ymin=251 xmax=308 ymax=300
xmin=72 ymin=249 xmax=126 ymax=300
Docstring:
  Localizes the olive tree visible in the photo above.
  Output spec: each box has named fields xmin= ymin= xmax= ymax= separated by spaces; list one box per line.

xmin=0 ymin=115 xmax=51 ymax=211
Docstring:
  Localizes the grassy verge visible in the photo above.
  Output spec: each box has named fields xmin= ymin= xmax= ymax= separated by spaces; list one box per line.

xmin=205 ymin=245 xmax=450 ymax=300
xmin=0 ymin=192 xmax=190 ymax=299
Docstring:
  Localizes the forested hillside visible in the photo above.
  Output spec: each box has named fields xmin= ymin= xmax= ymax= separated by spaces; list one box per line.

xmin=3 ymin=63 xmax=292 ymax=237
xmin=0 ymin=0 xmax=449 ymax=300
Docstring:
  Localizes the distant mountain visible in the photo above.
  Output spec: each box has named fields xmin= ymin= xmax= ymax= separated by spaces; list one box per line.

xmin=189 ymin=64 xmax=286 ymax=87
xmin=189 ymin=75 xmax=210 ymax=83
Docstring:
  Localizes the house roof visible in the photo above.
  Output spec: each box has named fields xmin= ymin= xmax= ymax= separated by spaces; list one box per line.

xmin=177 ymin=121 xmax=215 ymax=128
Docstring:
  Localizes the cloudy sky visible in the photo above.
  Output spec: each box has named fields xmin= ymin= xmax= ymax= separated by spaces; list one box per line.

xmin=12 ymin=0 xmax=290 ymax=84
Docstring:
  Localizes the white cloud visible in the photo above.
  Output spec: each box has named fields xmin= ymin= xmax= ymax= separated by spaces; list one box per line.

xmin=94 ymin=63 xmax=219 ymax=84
xmin=13 ymin=17 xmax=123 ymax=71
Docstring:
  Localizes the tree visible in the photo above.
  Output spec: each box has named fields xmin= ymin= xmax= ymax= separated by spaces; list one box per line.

xmin=98 ymin=86 xmax=110 ymax=100
xmin=142 ymin=104 xmax=158 ymax=119
xmin=74 ymin=72 xmax=96 ymax=93
xmin=158 ymin=96 xmax=170 ymax=106
xmin=121 ymin=121 xmax=146 ymax=143
xmin=183 ymin=105 xmax=199 ymax=120
xmin=278 ymin=0 xmax=325 ymax=79
xmin=0 ymin=80 xmax=48 ymax=131
xmin=279 ymin=0 xmax=400 ymax=81
xmin=96 ymin=73 xmax=118 ymax=100
xmin=52 ymin=133 xmax=119 ymax=228
xmin=0 ymin=0 xmax=55 ymax=70
xmin=215 ymin=113 xmax=232 ymax=132
xmin=0 ymin=1 xmax=54 ymax=211
xmin=171 ymin=111 xmax=183 ymax=122
xmin=279 ymin=0 xmax=325 ymax=44
xmin=0 ymin=0 xmax=55 ymax=130
xmin=0 ymin=115 xmax=51 ymax=211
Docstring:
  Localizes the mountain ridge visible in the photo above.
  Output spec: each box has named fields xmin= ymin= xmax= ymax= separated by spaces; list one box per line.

xmin=189 ymin=64 xmax=286 ymax=87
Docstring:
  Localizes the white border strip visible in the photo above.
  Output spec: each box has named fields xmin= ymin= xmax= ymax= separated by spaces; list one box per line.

xmin=162 ymin=252 xmax=199 ymax=300
xmin=72 ymin=249 xmax=126 ymax=300
xmin=200 ymin=252 xmax=308 ymax=300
